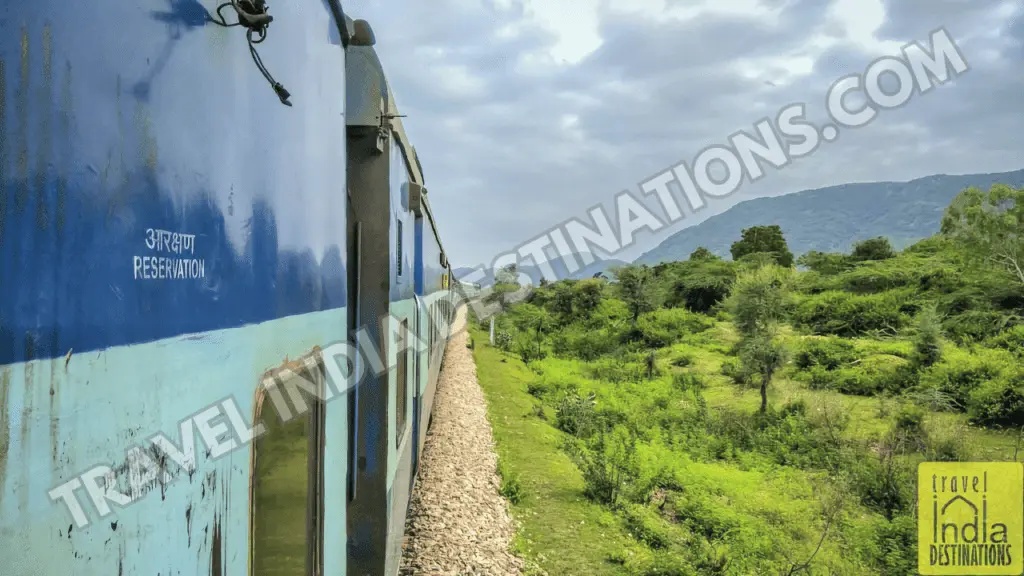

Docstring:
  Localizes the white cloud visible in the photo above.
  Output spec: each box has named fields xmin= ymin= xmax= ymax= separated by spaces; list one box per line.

xmin=344 ymin=0 xmax=1024 ymax=266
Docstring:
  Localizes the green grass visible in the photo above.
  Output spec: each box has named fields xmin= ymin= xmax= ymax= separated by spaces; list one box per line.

xmin=472 ymin=322 xmax=640 ymax=575
xmin=474 ymin=313 xmax=1022 ymax=574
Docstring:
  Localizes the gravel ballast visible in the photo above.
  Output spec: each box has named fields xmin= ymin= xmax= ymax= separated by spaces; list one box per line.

xmin=399 ymin=306 xmax=524 ymax=576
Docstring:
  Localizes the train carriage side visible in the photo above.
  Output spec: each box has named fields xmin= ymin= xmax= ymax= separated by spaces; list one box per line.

xmin=0 ymin=1 xmax=357 ymax=575
xmin=411 ymin=194 xmax=452 ymax=461
xmin=345 ymin=26 xmax=427 ymax=575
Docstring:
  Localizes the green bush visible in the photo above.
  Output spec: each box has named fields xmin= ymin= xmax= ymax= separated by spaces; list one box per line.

xmin=555 ymin=390 xmax=599 ymax=437
xmin=672 ymin=372 xmax=706 ymax=392
xmin=984 ymin=324 xmax=1024 ymax=356
xmin=793 ymin=336 xmax=858 ymax=370
xmin=513 ymin=335 xmax=548 ymax=364
xmin=668 ymin=350 xmax=693 ymax=367
xmin=551 ymin=326 xmax=620 ymax=361
xmin=797 ymin=355 xmax=913 ymax=395
xmin=918 ymin=347 xmax=1015 ymax=411
xmin=621 ymin=504 xmax=671 ymax=549
xmin=497 ymin=458 xmax=526 ymax=505
xmin=587 ymin=357 xmax=648 ymax=383
xmin=566 ymin=426 xmax=639 ymax=506
xmin=851 ymin=237 xmax=897 ymax=261
xmin=792 ymin=289 xmax=911 ymax=337
xmin=942 ymin=310 xmax=1016 ymax=344
xmin=494 ymin=330 xmax=513 ymax=350
xmin=846 ymin=451 xmax=914 ymax=520
xmin=634 ymin=308 xmax=715 ymax=348
xmin=720 ymin=357 xmax=749 ymax=385
xmin=967 ymin=372 xmax=1024 ymax=428
xmin=527 ymin=379 xmax=550 ymax=398
xmin=870 ymin=514 xmax=917 ymax=575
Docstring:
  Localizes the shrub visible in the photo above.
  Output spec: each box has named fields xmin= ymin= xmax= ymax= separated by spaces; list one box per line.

xmin=551 ymin=326 xmax=621 ymax=361
xmin=891 ymin=404 xmax=927 ymax=449
xmin=566 ymin=426 xmax=639 ymax=505
xmin=985 ymin=324 xmax=1024 ymax=356
xmin=918 ymin=347 xmax=1015 ymax=411
xmin=513 ymin=335 xmax=548 ymax=364
xmin=851 ymin=237 xmax=897 ymax=261
xmin=923 ymin=421 xmax=969 ymax=462
xmin=634 ymin=308 xmax=715 ymax=348
xmin=798 ymin=355 xmax=913 ymax=395
xmin=797 ymin=251 xmax=853 ymax=275
xmin=527 ymin=379 xmax=550 ymax=398
xmin=555 ymin=390 xmax=599 ymax=437
xmin=587 ymin=357 xmax=648 ymax=383
xmin=942 ymin=310 xmax=1016 ymax=345
xmin=870 ymin=514 xmax=917 ymax=575
xmin=720 ymin=357 xmax=749 ymax=385
xmin=669 ymin=350 xmax=693 ymax=367
xmin=621 ymin=504 xmax=671 ymax=549
xmin=792 ymin=290 xmax=911 ymax=337
xmin=910 ymin=306 xmax=943 ymax=368
xmin=967 ymin=372 xmax=1024 ymax=428
xmin=573 ymin=278 xmax=605 ymax=318
xmin=793 ymin=336 xmax=858 ymax=370
xmin=672 ymin=372 xmax=706 ymax=392
xmin=847 ymin=451 xmax=914 ymax=520
xmin=494 ymin=330 xmax=513 ymax=350
xmin=667 ymin=260 xmax=736 ymax=314
xmin=497 ymin=458 xmax=525 ymax=505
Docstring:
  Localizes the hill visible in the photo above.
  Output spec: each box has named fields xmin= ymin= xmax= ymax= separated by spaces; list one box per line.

xmin=635 ymin=169 xmax=1024 ymax=265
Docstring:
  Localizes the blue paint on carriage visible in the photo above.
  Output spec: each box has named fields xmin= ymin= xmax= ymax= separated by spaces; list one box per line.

xmin=413 ymin=219 xmax=424 ymax=296
xmin=0 ymin=0 xmax=353 ymax=574
xmin=0 ymin=0 xmax=349 ymax=367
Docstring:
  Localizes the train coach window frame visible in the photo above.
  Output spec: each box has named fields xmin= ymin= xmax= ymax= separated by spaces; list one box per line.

xmin=395 ymin=318 xmax=409 ymax=447
xmin=249 ymin=354 xmax=327 ymax=576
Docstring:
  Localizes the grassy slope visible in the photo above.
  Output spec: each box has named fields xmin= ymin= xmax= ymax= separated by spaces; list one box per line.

xmin=472 ymin=315 xmax=1021 ymax=575
xmin=683 ymin=326 xmax=1019 ymax=461
xmin=472 ymin=323 xmax=639 ymax=576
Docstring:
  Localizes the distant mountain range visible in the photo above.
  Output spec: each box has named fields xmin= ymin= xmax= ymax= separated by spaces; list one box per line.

xmin=634 ymin=169 xmax=1024 ymax=265
xmin=454 ymin=253 xmax=628 ymax=287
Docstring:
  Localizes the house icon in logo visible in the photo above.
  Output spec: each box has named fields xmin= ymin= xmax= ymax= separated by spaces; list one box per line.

xmin=934 ymin=493 xmax=989 ymax=545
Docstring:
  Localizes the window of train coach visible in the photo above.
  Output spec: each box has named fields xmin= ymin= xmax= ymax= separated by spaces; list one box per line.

xmin=250 ymin=361 xmax=326 ymax=576
xmin=396 ymin=319 xmax=410 ymax=446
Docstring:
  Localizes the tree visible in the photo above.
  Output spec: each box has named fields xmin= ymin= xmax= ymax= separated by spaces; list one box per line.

xmin=689 ymin=246 xmax=719 ymax=261
xmin=485 ymin=264 xmax=522 ymax=312
xmin=495 ymin=263 xmax=520 ymax=285
xmin=851 ymin=237 xmax=896 ymax=261
xmin=942 ymin=184 xmax=1024 ymax=287
xmin=512 ymin=303 xmax=551 ymax=363
xmin=727 ymin=265 xmax=792 ymax=412
xmin=612 ymin=264 xmax=659 ymax=328
xmin=550 ymin=282 xmax=575 ymax=318
xmin=911 ymin=305 xmax=943 ymax=369
xmin=573 ymin=278 xmax=604 ymax=318
xmin=666 ymin=259 xmax=736 ymax=313
xmin=797 ymin=251 xmax=852 ymax=275
xmin=730 ymin=225 xmax=794 ymax=268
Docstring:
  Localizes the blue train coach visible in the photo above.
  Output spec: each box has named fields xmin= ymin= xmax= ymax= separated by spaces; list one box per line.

xmin=0 ymin=0 xmax=459 ymax=574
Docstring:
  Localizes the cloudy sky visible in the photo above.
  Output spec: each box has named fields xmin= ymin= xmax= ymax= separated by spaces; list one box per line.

xmin=343 ymin=0 xmax=1023 ymax=268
